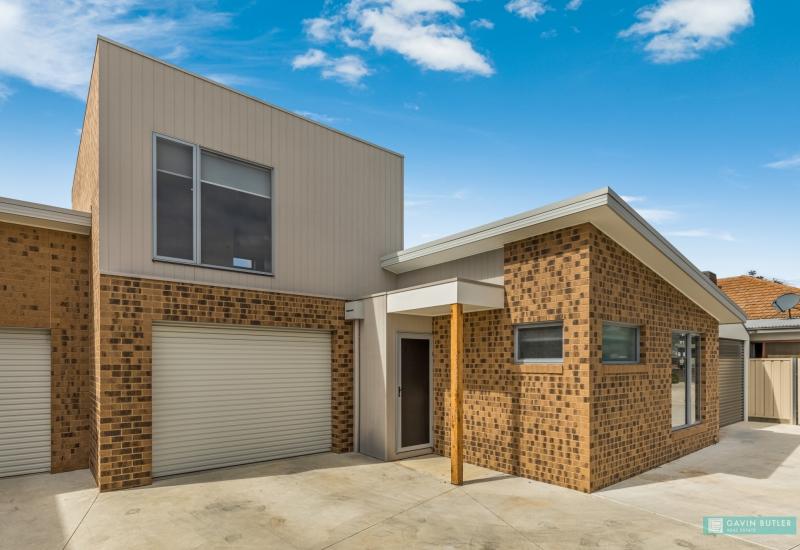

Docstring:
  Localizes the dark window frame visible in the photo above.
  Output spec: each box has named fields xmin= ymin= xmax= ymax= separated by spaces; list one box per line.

xmin=514 ymin=322 xmax=564 ymax=364
xmin=152 ymin=133 xmax=274 ymax=276
xmin=601 ymin=321 xmax=641 ymax=364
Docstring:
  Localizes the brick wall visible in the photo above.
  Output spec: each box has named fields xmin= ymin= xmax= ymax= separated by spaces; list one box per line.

xmin=96 ymin=275 xmax=353 ymax=491
xmin=431 ymin=223 xmax=719 ymax=492
xmin=588 ymin=228 xmax=719 ymax=490
xmin=0 ymin=221 xmax=92 ymax=472
xmin=433 ymin=225 xmax=593 ymax=492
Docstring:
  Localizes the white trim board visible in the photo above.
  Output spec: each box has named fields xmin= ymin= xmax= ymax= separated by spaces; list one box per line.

xmin=381 ymin=188 xmax=745 ymax=325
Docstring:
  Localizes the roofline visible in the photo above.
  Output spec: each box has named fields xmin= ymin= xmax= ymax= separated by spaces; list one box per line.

xmin=0 ymin=196 xmax=91 ymax=235
xmin=381 ymin=187 xmax=746 ymax=323
xmin=602 ymin=188 xmax=748 ymax=322
xmin=95 ymin=36 xmax=404 ymax=160
xmin=380 ymin=187 xmax=611 ymax=266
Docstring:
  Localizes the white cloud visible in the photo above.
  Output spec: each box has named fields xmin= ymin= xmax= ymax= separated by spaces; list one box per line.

xmin=292 ymin=49 xmax=329 ymax=69
xmin=204 ymin=73 xmax=259 ymax=88
xmin=294 ymin=110 xmax=342 ymax=125
xmin=765 ymin=153 xmax=800 ymax=170
xmin=540 ymin=29 xmax=558 ymax=39
xmin=297 ymin=0 xmax=493 ymax=80
xmin=292 ymin=49 xmax=371 ymax=85
xmin=666 ymin=229 xmax=735 ymax=241
xmin=620 ymin=195 xmax=645 ymax=204
xmin=637 ymin=208 xmax=678 ymax=223
xmin=303 ymin=17 xmax=338 ymax=42
xmin=566 ymin=0 xmax=583 ymax=10
xmin=0 ymin=0 xmax=231 ymax=98
xmin=620 ymin=0 xmax=754 ymax=63
xmin=471 ymin=18 xmax=494 ymax=30
xmin=404 ymin=101 xmax=420 ymax=110
xmin=505 ymin=0 xmax=548 ymax=21
xmin=0 ymin=81 xmax=11 ymax=102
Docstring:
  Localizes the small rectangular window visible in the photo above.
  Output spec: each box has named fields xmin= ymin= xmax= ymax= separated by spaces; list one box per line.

xmin=602 ymin=322 xmax=640 ymax=364
xmin=515 ymin=323 xmax=563 ymax=363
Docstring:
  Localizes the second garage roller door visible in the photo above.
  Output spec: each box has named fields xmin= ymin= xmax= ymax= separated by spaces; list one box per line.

xmin=153 ymin=324 xmax=332 ymax=477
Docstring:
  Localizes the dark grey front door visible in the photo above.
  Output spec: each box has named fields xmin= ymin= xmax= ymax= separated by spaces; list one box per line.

xmin=399 ymin=337 xmax=431 ymax=450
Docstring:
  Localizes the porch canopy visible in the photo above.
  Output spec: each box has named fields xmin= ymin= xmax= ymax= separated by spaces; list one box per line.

xmin=386 ymin=278 xmax=504 ymax=316
xmin=387 ymin=278 xmax=504 ymax=486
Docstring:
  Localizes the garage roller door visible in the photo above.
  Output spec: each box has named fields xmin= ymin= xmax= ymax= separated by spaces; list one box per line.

xmin=153 ymin=324 xmax=332 ymax=477
xmin=0 ymin=329 xmax=51 ymax=477
xmin=719 ymin=338 xmax=745 ymax=427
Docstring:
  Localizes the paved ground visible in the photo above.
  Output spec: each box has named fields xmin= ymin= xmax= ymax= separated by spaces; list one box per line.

xmin=1 ymin=422 xmax=798 ymax=550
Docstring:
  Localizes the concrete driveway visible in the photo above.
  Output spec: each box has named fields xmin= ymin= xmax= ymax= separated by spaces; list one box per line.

xmin=1 ymin=422 xmax=797 ymax=550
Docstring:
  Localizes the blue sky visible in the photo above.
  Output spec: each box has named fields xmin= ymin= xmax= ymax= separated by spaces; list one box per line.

xmin=0 ymin=0 xmax=798 ymax=283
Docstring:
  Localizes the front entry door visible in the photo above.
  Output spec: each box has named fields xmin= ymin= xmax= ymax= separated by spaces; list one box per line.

xmin=398 ymin=335 xmax=432 ymax=452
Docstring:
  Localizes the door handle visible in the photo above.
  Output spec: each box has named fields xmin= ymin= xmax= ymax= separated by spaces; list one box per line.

xmin=398 ymin=386 xmax=402 ymax=397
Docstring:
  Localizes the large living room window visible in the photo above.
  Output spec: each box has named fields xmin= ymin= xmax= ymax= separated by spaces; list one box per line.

xmin=514 ymin=322 xmax=563 ymax=363
xmin=154 ymin=134 xmax=272 ymax=274
xmin=671 ymin=331 xmax=701 ymax=429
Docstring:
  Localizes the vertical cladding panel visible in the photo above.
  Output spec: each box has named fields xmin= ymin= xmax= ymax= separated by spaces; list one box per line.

xmin=97 ymin=40 xmax=402 ymax=299
xmin=588 ymin=227 xmax=719 ymax=491
xmin=358 ymin=295 xmax=388 ymax=460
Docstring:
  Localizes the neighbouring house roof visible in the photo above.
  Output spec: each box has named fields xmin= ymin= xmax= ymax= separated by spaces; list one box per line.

xmin=381 ymin=187 xmax=746 ymax=325
xmin=0 ymin=196 xmax=91 ymax=235
xmin=718 ymin=275 xmax=800 ymax=320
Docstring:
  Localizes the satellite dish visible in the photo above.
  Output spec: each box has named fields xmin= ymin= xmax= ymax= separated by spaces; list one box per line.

xmin=773 ymin=293 xmax=800 ymax=318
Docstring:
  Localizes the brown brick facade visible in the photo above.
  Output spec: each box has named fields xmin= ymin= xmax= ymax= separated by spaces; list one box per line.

xmin=432 ymin=224 xmax=719 ymax=492
xmin=95 ymin=275 xmax=353 ymax=491
xmin=588 ymin=228 xmax=719 ymax=490
xmin=0 ymin=221 xmax=92 ymax=472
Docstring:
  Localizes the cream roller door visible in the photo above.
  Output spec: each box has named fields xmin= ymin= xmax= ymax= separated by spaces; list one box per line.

xmin=152 ymin=324 xmax=332 ymax=477
xmin=0 ymin=329 xmax=51 ymax=477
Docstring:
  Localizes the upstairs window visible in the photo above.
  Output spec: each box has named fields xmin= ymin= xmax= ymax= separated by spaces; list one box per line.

xmin=514 ymin=322 xmax=563 ymax=363
xmin=154 ymin=135 xmax=272 ymax=274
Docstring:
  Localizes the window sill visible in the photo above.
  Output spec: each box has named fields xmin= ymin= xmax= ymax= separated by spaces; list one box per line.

xmin=510 ymin=363 xmax=563 ymax=374
xmin=602 ymin=363 xmax=649 ymax=375
xmin=670 ymin=422 xmax=705 ymax=440
xmin=154 ymin=257 xmax=274 ymax=277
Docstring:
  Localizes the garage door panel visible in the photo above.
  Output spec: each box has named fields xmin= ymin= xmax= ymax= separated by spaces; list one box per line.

xmin=0 ymin=329 xmax=51 ymax=478
xmin=719 ymin=338 xmax=745 ymax=427
xmin=153 ymin=324 xmax=333 ymax=477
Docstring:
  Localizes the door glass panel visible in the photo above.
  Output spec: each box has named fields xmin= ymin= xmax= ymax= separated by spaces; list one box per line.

xmin=671 ymin=332 xmax=688 ymax=427
xmin=400 ymin=338 xmax=430 ymax=448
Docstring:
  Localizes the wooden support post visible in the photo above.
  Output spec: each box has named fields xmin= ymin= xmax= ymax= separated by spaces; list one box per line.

xmin=450 ymin=303 xmax=464 ymax=485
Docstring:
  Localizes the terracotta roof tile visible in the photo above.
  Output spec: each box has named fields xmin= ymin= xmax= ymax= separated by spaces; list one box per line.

xmin=717 ymin=275 xmax=800 ymax=320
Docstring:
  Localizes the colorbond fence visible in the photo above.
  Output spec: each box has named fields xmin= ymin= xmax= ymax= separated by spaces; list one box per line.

xmin=748 ymin=358 xmax=798 ymax=424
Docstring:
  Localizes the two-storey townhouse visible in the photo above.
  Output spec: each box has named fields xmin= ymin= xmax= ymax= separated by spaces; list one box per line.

xmin=0 ymin=37 xmax=747 ymax=493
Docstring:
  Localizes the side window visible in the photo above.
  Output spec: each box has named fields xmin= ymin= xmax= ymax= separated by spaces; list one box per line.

xmin=602 ymin=322 xmax=640 ymax=364
xmin=514 ymin=322 xmax=563 ymax=363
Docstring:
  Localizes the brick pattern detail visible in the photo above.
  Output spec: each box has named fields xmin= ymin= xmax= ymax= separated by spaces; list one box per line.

xmin=588 ymin=228 xmax=719 ymax=490
xmin=431 ymin=224 xmax=719 ymax=492
xmin=0 ymin=222 xmax=92 ymax=472
xmin=96 ymin=275 xmax=353 ymax=491
xmin=433 ymin=225 xmax=592 ymax=491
